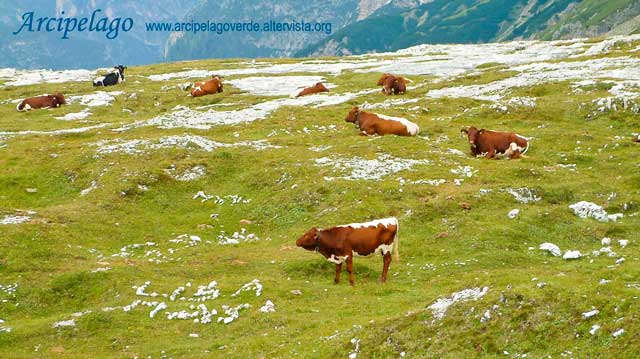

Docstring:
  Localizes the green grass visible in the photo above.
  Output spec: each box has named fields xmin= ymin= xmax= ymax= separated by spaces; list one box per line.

xmin=0 ymin=43 xmax=639 ymax=359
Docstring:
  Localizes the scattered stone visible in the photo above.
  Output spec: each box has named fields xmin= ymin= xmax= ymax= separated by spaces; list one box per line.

xmin=427 ymin=287 xmax=489 ymax=320
xmin=259 ymin=300 xmax=275 ymax=313
xmin=563 ymin=250 xmax=582 ymax=260
xmin=581 ymin=309 xmax=599 ymax=319
xmin=539 ymin=243 xmax=561 ymax=257
xmin=569 ymin=201 xmax=623 ymax=222
xmin=52 ymin=319 xmax=76 ymax=328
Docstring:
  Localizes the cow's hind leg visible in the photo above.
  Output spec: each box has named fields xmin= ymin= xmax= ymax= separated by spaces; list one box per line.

xmin=334 ymin=263 xmax=342 ymax=284
xmin=346 ymin=256 xmax=355 ymax=286
xmin=380 ymin=253 xmax=392 ymax=283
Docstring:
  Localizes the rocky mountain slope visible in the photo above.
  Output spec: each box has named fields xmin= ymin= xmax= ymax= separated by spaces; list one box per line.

xmin=298 ymin=0 xmax=640 ymax=56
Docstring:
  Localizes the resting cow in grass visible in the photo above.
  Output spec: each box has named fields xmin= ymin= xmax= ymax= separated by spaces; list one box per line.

xmin=93 ymin=65 xmax=126 ymax=86
xmin=296 ymin=218 xmax=399 ymax=285
xmin=191 ymin=75 xmax=224 ymax=97
xmin=461 ymin=126 xmax=529 ymax=159
xmin=17 ymin=93 xmax=66 ymax=111
xmin=294 ymin=82 xmax=329 ymax=97
xmin=377 ymin=73 xmax=411 ymax=95
xmin=345 ymin=106 xmax=419 ymax=136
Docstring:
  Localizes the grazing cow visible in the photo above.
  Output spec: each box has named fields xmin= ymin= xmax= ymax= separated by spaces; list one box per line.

xmin=377 ymin=73 xmax=411 ymax=95
xmin=295 ymin=218 xmax=399 ymax=285
xmin=93 ymin=65 xmax=127 ymax=87
xmin=191 ymin=75 xmax=224 ymax=97
xmin=295 ymin=82 xmax=329 ymax=97
xmin=461 ymin=126 xmax=529 ymax=159
xmin=344 ymin=106 xmax=419 ymax=136
xmin=17 ymin=93 xmax=65 ymax=111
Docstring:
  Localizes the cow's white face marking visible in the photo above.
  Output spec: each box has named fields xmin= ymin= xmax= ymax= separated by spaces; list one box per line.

xmin=374 ymin=113 xmax=419 ymax=136
xmin=327 ymin=254 xmax=349 ymax=264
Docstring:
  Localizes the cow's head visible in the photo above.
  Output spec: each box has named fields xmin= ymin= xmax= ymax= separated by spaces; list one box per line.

xmin=461 ymin=126 xmax=483 ymax=148
xmin=316 ymin=82 xmax=329 ymax=91
xmin=115 ymin=65 xmax=127 ymax=79
xmin=296 ymin=227 xmax=319 ymax=250
xmin=377 ymin=73 xmax=393 ymax=86
xmin=52 ymin=93 xmax=66 ymax=106
xmin=215 ymin=77 xmax=224 ymax=93
xmin=345 ymin=106 xmax=360 ymax=123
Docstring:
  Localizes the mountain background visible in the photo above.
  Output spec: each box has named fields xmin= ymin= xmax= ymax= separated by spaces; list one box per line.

xmin=2 ymin=0 xmax=639 ymax=69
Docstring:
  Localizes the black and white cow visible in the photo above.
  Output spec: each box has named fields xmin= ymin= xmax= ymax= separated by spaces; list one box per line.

xmin=93 ymin=65 xmax=127 ymax=87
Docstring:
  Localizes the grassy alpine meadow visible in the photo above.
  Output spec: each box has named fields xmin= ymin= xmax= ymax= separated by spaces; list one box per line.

xmin=1 ymin=36 xmax=639 ymax=359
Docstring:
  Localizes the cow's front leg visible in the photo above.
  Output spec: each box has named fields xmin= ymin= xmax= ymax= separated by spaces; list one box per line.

xmin=485 ymin=148 xmax=496 ymax=159
xmin=334 ymin=263 xmax=342 ymax=284
xmin=346 ymin=255 xmax=355 ymax=286
xmin=380 ymin=253 xmax=392 ymax=283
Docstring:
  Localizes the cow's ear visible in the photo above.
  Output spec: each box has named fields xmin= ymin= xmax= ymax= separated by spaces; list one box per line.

xmin=460 ymin=128 xmax=468 ymax=134
xmin=478 ymin=129 xmax=485 ymax=134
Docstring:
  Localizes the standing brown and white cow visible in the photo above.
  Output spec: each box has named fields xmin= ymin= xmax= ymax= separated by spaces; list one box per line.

xmin=296 ymin=218 xmax=399 ymax=285
xmin=345 ymin=107 xmax=419 ymax=137
xmin=461 ymin=126 xmax=529 ymax=159
xmin=191 ymin=75 xmax=224 ymax=97
xmin=17 ymin=93 xmax=66 ymax=111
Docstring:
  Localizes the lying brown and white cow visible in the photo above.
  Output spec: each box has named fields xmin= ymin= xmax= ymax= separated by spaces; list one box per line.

xmin=296 ymin=218 xmax=399 ymax=285
xmin=17 ymin=93 xmax=66 ymax=111
xmin=345 ymin=106 xmax=419 ymax=136
xmin=461 ymin=126 xmax=529 ymax=159
xmin=377 ymin=73 xmax=411 ymax=95
xmin=191 ymin=76 xmax=224 ymax=97
xmin=295 ymin=82 xmax=329 ymax=97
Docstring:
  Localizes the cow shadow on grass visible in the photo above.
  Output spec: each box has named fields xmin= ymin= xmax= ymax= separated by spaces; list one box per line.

xmin=283 ymin=259 xmax=380 ymax=281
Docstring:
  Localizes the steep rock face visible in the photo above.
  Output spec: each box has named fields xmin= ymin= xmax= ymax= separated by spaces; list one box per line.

xmin=164 ymin=0 xmax=361 ymax=61
xmin=538 ymin=1 xmax=640 ymax=39
xmin=297 ymin=0 xmax=640 ymax=57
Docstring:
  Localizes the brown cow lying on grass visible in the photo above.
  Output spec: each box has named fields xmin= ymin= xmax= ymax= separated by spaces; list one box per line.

xmin=345 ymin=106 xmax=420 ymax=136
xmin=295 ymin=82 xmax=329 ymax=97
xmin=461 ymin=126 xmax=529 ymax=159
xmin=377 ymin=73 xmax=411 ymax=95
xmin=296 ymin=218 xmax=399 ymax=285
xmin=17 ymin=93 xmax=66 ymax=111
xmin=191 ymin=75 xmax=224 ymax=97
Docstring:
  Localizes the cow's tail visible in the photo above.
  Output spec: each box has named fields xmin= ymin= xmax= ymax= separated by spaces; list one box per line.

xmin=393 ymin=218 xmax=400 ymax=262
